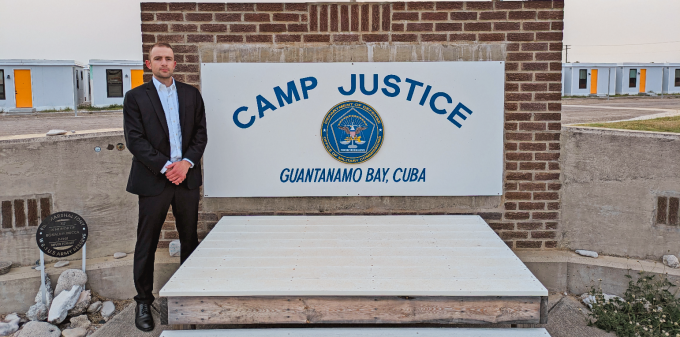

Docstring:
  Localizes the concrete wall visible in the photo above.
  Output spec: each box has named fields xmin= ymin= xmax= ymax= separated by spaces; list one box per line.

xmin=0 ymin=131 xmax=138 ymax=266
xmin=561 ymin=126 xmax=680 ymax=260
xmin=0 ymin=65 xmax=83 ymax=111
xmin=90 ymin=65 xmax=142 ymax=107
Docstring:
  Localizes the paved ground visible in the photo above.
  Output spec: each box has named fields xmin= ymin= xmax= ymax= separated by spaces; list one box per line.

xmin=0 ymin=111 xmax=123 ymax=138
xmin=562 ymin=96 xmax=680 ymax=124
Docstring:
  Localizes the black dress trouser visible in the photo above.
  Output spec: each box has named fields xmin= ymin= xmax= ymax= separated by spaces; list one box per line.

xmin=133 ymin=179 xmax=200 ymax=305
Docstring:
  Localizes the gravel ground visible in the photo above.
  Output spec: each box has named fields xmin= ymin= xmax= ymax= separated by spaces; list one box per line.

xmin=0 ymin=111 xmax=123 ymax=138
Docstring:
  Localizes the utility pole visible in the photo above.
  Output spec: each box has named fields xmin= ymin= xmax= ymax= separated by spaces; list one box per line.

xmin=563 ymin=45 xmax=571 ymax=63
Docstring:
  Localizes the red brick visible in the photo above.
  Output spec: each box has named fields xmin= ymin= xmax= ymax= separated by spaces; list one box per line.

xmin=164 ymin=231 xmax=179 ymax=239
xmin=361 ymin=5 xmax=369 ymax=31
xmin=518 ymin=222 xmax=543 ymax=230
xmin=509 ymin=11 xmax=536 ymax=20
xmin=535 ymin=172 xmax=560 ymax=181
xmin=519 ymin=123 xmax=547 ymax=132
xmin=168 ymin=3 xmax=194 ymax=11
xmin=538 ymin=11 xmax=564 ymax=20
xmin=227 ymin=3 xmax=254 ymax=11
xmin=156 ymin=13 xmax=184 ymax=21
xmin=546 ymin=222 xmax=558 ymax=230
xmin=519 ymin=142 xmax=546 ymax=151
xmin=548 ymin=103 xmax=562 ymax=111
xmin=491 ymin=222 xmax=515 ymax=230
xmin=523 ymin=21 xmax=551 ymax=31
xmin=506 ymin=78 xmax=519 ymax=87
xmin=304 ymin=34 xmax=330 ymax=42
xmin=273 ymin=13 xmax=300 ymax=22
xmin=549 ymin=83 xmax=562 ymax=91
xmin=319 ymin=6 xmax=329 ymax=31
xmin=507 ymin=43 xmax=520 ymax=51
xmin=466 ymin=2 xmax=494 ymax=10
xmin=495 ymin=2 xmax=522 ymax=10
xmin=245 ymin=35 xmax=272 ymax=42
xmin=185 ymin=54 xmax=199 ymax=63
xmin=157 ymin=34 xmax=185 ymax=43
xmin=333 ymin=34 xmax=359 ymax=42
xmin=551 ymin=22 xmax=564 ymax=30
xmin=535 ymin=152 xmax=560 ymax=160
xmin=522 ymin=43 xmax=549 ymax=52
xmin=363 ymin=34 xmax=389 ymax=42
xmin=516 ymin=241 xmax=542 ymax=249
xmin=479 ymin=33 xmax=505 ymax=42
xmin=449 ymin=33 xmax=476 ymax=41
xmin=392 ymin=2 xmax=406 ymax=10
xmin=535 ymin=93 xmax=562 ymax=101
xmin=435 ymin=23 xmax=462 ymax=31
xmin=175 ymin=64 xmax=198 ymax=72
xmin=548 ymin=183 xmax=561 ymax=191
xmin=506 ymin=132 xmax=532 ymax=141
xmin=505 ymin=201 xmax=518 ymax=210
xmin=421 ymin=12 xmax=448 ymax=20
xmin=525 ymin=1 xmax=553 ymax=9
xmin=141 ymin=3 xmax=168 ymax=11
xmin=549 ymin=43 xmax=563 ymax=51
xmin=547 ymin=202 xmax=560 ymax=210
xmin=200 ymin=24 xmax=227 ymax=32
xmin=535 ymin=72 xmax=561 ymax=81
xmin=216 ymin=35 xmax=243 ymax=42
xmin=506 ymin=94 xmax=532 ymax=102
xmin=520 ymin=182 xmax=546 ymax=191
xmin=534 ymin=132 xmax=560 ymax=140
xmin=260 ymin=23 xmax=286 ymax=32
xmin=507 ymin=73 xmax=532 ymax=81
xmin=535 ymin=52 xmax=562 ymax=61
xmin=382 ymin=4 xmax=391 ymax=31
xmin=451 ymin=12 xmax=477 ymax=20
xmin=548 ymin=122 xmax=561 ymax=130
xmin=494 ymin=22 xmax=520 ymax=31
xmin=230 ymin=24 xmax=256 ymax=33
xmin=436 ymin=2 xmax=463 ymax=10
xmin=286 ymin=3 xmax=307 ymax=11
xmin=521 ymin=82 xmax=548 ymax=91
xmin=142 ymin=24 xmax=168 ymax=32
xmin=520 ymin=103 xmax=547 ymax=112
xmin=141 ymin=13 xmax=154 ymax=21
xmin=276 ymin=34 xmax=302 ymax=42
xmin=505 ymin=103 xmax=518 ymax=111
xmin=479 ymin=11 xmax=507 ymax=20
xmin=370 ymin=4 xmax=380 ymax=31
xmin=198 ymin=3 xmax=224 ymax=11
xmin=507 ymin=192 xmax=532 ymax=200
xmin=520 ymin=162 xmax=546 ymax=170
xmin=142 ymin=34 xmax=155 ymax=43
xmin=506 ymin=180 xmax=518 ymax=189
xmin=508 ymin=33 xmax=535 ymax=41
xmin=507 ymin=172 xmax=532 ymax=181
xmin=310 ymin=5 xmax=318 ymax=31
xmin=244 ymin=13 xmax=270 ymax=22
xmin=186 ymin=13 xmax=213 ymax=21
xmin=505 ymin=213 xmax=530 ymax=220
xmin=393 ymin=12 xmax=419 ymax=21
xmin=505 ymin=142 xmax=518 ymax=151
xmin=351 ymin=5 xmax=359 ymax=31
xmin=216 ymin=13 xmax=242 ymax=22
xmin=519 ymin=202 xmax=545 ymax=210
xmin=392 ymin=34 xmax=417 ymax=42
xmin=172 ymin=24 xmax=197 ymax=32
xmin=507 ymin=53 xmax=533 ymax=61
xmin=186 ymin=35 xmax=211 ymax=42
xmin=331 ymin=4 xmax=339 ymax=32
xmin=501 ymin=231 xmax=529 ymax=240
xmin=533 ymin=212 xmax=558 ymax=220
xmin=157 ymin=240 xmax=171 ymax=248
xmin=257 ymin=3 xmax=284 ymax=11
xmin=537 ymin=32 xmax=563 ymax=41
xmin=460 ymin=22 xmax=490 ymax=31
xmin=534 ymin=192 xmax=558 ymax=200
xmin=548 ymin=162 xmax=560 ymax=170
xmin=407 ymin=2 xmax=434 ymax=10
xmin=407 ymin=23 xmax=433 ymax=31
xmin=337 ymin=5 xmax=349 ymax=31
xmin=421 ymin=33 xmax=447 ymax=41
xmin=506 ymin=153 xmax=532 ymax=161
xmin=288 ymin=24 xmax=308 ymax=32
xmin=392 ymin=23 xmax=405 ymax=31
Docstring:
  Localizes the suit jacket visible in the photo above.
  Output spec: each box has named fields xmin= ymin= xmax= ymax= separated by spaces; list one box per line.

xmin=123 ymin=80 xmax=207 ymax=197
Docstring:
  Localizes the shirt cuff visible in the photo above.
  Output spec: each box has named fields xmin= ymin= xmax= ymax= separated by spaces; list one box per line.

xmin=183 ymin=158 xmax=195 ymax=168
xmin=160 ymin=161 xmax=172 ymax=174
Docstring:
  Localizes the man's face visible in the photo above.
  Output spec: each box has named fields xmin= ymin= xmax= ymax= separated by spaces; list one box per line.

xmin=145 ymin=46 xmax=176 ymax=79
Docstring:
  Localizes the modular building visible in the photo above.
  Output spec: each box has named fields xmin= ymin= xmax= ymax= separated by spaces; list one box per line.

xmin=662 ymin=63 xmax=680 ymax=94
xmin=562 ymin=63 xmax=616 ymax=96
xmin=89 ymin=60 xmax=144 ymax=108
xmin=0 ymin=60 xmax=89 ymax=112
xmin=615 ymin=63 xmax=664 ymax=95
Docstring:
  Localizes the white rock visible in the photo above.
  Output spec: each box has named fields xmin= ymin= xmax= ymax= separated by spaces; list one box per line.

xmin=100 ymin=301 xmax=115 ymax=318
xmin=87 ymin=301 xmax=101 ymax=314
xmin=663 ymin=255 xmax=680 ymax=268
xmin=0 ymin=313 xmax=20 ymax=336
xmin=27 ymin=302 xmax=48 ymax=322
xmin=17 ymin=321 xmax=60 ymax=337
xmin=34 ymin=274 xmax=54 ymax=307
xmin=575 ymin=250 xmax=598 ymax=258
xmin=580 ymin=292 xmax=623 ymax=309
xmin=54 ymin=269 xmax=87 ymax=298
xmin=113 ymin=252 xmax=127 ymax=259
xmin=67 ymin=290 xmax=91 ymax=316
xmin=69 ymin=315 xmax=90 ymax=330
xmin=46 ymin=130 xmax=68 ymax=136
xmin=53 ymin=261 xmax=69 ymax=268
xmin=48 ymin=285 xmax=82 ymax=324
xmin=169 ymin=240 xmax=181 ymax=257
xmin=61 ymin=328 xmax=87 ymax=337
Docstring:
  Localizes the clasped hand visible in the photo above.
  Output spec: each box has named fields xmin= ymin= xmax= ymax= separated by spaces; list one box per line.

xmin=165 ymin=160 xmax=191 ymax=185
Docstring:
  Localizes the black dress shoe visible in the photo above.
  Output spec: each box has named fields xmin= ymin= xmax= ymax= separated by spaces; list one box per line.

xmin=135 ymin=303 xmax=155 ymax=332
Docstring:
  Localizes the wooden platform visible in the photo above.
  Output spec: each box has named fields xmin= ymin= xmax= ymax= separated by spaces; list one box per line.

xmin=159 ymin=215 xmax=548 ymax=326
xmin=160 ymin=328 xmax=552 ymax=336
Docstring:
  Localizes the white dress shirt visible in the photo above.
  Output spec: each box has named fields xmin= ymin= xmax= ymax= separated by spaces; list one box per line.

xmin=152 ymin=76 xmax=194 ymax=174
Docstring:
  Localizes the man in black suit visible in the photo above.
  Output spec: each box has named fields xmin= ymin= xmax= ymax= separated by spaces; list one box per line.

xmin=123 ymin=42 xmax=207 ymax=331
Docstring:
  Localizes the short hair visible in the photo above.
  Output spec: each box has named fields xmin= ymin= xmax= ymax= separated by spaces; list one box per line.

xmin=148 ymin=42 xmax=174 ymax=57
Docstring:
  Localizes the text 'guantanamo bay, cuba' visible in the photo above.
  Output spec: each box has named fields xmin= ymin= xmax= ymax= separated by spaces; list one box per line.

xmin=232 ymin=73 xmax=474 ymax=129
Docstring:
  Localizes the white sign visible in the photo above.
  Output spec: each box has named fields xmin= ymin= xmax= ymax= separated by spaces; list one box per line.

xmin=201 ymin=62 xmax=504 ymax=197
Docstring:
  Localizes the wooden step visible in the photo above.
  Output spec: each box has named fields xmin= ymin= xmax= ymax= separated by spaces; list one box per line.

xmin=160 ymin=215 xmax=548 ymax=326
xmin=160 ymin=328 xmax=552 ymax=336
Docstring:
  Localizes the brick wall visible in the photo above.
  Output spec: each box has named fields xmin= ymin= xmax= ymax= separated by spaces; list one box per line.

xmin=140 ymin=0 xmax=564 ymax=250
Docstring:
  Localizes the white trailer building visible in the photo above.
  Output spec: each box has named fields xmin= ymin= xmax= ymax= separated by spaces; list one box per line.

xmin=0 ymin=60 xmax=89 ymax=112
xmin=662 ymin=63 xmax=680 ymax=94
xmin=562 ymin=63 xmax=616 ymax=97
xmin=89 ymin=60 xmax=144 ymax=108
xmin=615 ymin=63 xmax=664 ymax=95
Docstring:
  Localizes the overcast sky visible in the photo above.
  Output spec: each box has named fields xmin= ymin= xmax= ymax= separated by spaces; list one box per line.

xmin=1 ymin=0 xmax=679 ymax=64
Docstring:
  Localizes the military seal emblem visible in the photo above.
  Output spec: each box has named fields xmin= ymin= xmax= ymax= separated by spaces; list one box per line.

xmin=321 ymin=100 xmax=384 ymax=164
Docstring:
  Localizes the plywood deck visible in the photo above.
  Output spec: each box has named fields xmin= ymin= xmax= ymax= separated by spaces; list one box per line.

xmin=160 ymin=215 xmax=547 ymax=297
xmin=160 ymin=328 xmax=551 ymax=337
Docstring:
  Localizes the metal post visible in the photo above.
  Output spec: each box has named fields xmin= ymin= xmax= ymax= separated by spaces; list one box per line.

xmin=74 ymin=68 xmax=78 ymax=117
xmin=82 ymin=243 xmax=86 ymax=272
xmin=40 ymin=251 xmax=47 ymax=305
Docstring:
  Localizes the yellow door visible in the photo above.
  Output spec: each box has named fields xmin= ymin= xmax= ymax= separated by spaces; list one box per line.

xmin=14 ymin=69 xmax=33 ymax=108
xmin=590 ymin=69 xmax=598 ymax=95
xmin=639 ymin=69 xmax=646 ymax=93
xmin=130 ymin=69 xmax=144 ymax=89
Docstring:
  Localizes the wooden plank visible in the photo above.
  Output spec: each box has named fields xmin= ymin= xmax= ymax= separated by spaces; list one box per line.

xmin=167 ymin=296 xmax=542 ymax=325
xmin=161 ymin=328 xmax=552 ymax=337
xmin=160 ymin=328 xmax=552 ymax=337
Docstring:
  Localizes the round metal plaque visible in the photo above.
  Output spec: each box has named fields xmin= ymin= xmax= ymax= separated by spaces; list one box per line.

xmin=36 ymin=212 xmax=88 ymax=258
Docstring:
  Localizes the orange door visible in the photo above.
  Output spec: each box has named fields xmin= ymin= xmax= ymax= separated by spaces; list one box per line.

xmin=639 ymin=69 xmax=646 ymax=93
xmin=590 ymin=69 xmax=598 ymax=94
xmin=14 ymin=69 xmax=33 ymax=108
xmin=130 ymin=69 xmax=144 ymax=89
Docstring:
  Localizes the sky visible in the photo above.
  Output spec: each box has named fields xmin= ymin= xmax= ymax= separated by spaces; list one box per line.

xmin=1 ymin=0 xmax=679 ymax=64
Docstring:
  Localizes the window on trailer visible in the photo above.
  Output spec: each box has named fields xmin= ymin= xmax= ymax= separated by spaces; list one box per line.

xmin=579 ymin=69 xmax=587 ymax=89
xmin=629 ymin=69 xmax=637 ymax=88
xmin=0 ymin=70 xmax=4 ymax=100
xmin=106 ymin=69 xmax=123 ymax=97
xmin=675 ymin=69 xmax=680 ymax=87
